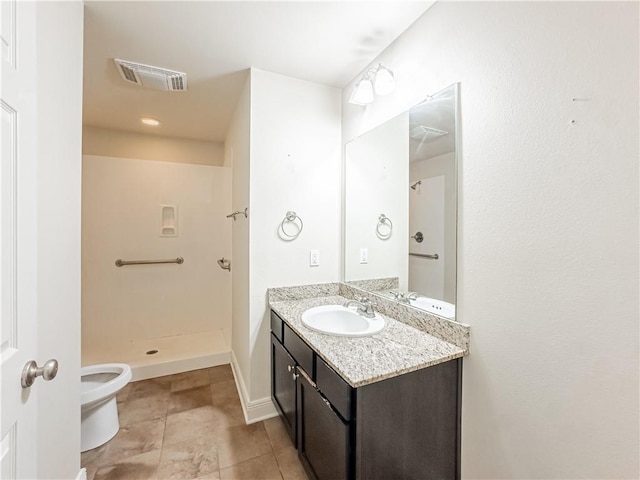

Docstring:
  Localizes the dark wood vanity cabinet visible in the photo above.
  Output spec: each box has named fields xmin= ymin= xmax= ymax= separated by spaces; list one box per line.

xmin=297 ymin=368 xmax=352 ymax=480
xmin=270 ymin=309 xmax=462 ymax=480
xmin=270 ymin=334 xmax=297 ymax=444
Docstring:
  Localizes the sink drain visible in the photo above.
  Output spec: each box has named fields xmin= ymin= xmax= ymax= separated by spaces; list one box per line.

xmin=146 ymin=349 xmax=159 ymax=355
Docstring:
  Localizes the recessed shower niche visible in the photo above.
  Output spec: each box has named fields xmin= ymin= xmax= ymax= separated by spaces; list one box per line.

xmin=160 ymin=204 xmax=177 ymax=237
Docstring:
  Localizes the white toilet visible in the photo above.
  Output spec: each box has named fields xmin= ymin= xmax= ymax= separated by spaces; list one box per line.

xmin=80 ymin=363 xmax=132 ymax=452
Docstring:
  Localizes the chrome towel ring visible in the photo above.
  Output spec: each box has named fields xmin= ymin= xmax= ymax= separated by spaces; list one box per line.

xmin=376 ymin=214 xmax=393 ymax=240
xmin=279 ymin=211 xmax=303 ymax=240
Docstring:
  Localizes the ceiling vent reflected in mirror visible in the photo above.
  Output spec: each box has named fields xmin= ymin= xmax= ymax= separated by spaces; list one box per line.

xmin=409 ymin=126 xmax=448 ymax=141
xmin=114 ymin=58 xmax=187 ymax=91
xmin=410 ymin=126 xmax=449 ymax=155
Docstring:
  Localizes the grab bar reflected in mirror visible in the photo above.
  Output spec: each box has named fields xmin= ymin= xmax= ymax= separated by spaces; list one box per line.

xmin=409 ymin=252 xmax=439 ymax=260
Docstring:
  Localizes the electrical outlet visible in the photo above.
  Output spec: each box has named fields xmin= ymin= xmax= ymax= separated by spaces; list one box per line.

xmin=360 ymin=248 xmax=368 ymax=264
xmin=310 ymin=249 xmax=320 ymax=267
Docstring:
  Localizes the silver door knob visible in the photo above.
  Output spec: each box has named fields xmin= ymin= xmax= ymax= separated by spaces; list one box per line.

xmin=21 ymin=359 xmax=58 ymax=388
xmin=411 ymin=231 xmax=424 ymax=243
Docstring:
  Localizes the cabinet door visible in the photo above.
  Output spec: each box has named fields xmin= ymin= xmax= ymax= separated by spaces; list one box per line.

xmin=298 ymin=370 xmax=351 ymax=480
xmin=271 ymin=334 xmax=297 ymax=445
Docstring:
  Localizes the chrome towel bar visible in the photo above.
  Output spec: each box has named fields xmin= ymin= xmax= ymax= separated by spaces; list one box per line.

xmin=409 ymin=252 xmax=439 ymax=260
xmin=115 ymin=257 xmax=184 ymax=267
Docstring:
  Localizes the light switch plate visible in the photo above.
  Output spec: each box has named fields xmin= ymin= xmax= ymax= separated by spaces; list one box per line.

xmin=310 ymin=249 xmax=320 ymax=267
xmin=360 ymin=248 xmax=368 ymax=264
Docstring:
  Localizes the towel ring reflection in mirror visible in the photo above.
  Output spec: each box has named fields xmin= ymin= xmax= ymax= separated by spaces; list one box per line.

xmin=278 ymin=211 xmax=303 ymax=240
xmin=376 ymin=214 xmax=393 ymax=239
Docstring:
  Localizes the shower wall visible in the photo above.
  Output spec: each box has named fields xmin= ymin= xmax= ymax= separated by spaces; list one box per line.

xmin=81 ymin=154 xmax=232 ymax=359
xmin=409 ymin=151 xmax=456 ymax=303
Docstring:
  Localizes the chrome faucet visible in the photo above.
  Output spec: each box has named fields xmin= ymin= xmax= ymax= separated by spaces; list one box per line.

xmin=343 ymin=297 xmax=377 ymax=318
xmin=389 ymin=291 xmax=419 ymax=304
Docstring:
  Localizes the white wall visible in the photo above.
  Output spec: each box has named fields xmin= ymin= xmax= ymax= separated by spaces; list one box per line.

xmin=82 ymin=155 xmax=231 ymax=356
xmin=226 ymin=75 xmax=251 ymax=391
xmin=36 ymin=1 xmax=83 ymax=477
xmin=342 ymin=2 xmax=639 ymax=478
xmin=344 ymin=113 xmax=409 ymax=287
xmin=246 ymin=69 xmax=342 ymax=410
xmin=83 ymin=125 xmax=225 ymax=166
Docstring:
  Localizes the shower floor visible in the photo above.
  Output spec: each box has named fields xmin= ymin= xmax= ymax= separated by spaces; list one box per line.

xmin=82 ymin=329 xmax=231 ymax=381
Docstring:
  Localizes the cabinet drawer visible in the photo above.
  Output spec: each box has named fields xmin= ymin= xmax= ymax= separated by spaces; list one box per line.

xmin=270 ymin=310 xmax=284 ymax=343
xmin=283 ymin=323 xmax=314 ymax=376
xmin=316 ymin=356 xmax=353 ymax=421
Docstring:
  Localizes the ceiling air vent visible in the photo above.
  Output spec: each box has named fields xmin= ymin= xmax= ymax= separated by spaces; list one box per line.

xmin=113 ymin=58 xmax=187 ymax=92
xmin=409 ymin=126 xmax=448 ymax=141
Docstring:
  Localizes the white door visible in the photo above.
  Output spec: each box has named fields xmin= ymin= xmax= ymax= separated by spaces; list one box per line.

xmin=1 ymin=1 xmax=42 ymax=478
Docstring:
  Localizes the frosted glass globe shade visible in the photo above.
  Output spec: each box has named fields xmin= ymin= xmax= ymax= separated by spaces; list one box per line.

xmin=374 ymin=67 xmax=395 ymax=95
xmin=351 ymin=77 xmax=374 ymax=105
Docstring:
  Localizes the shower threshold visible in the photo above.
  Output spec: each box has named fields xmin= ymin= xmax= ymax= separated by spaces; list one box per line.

xmin=82 ymin=329 xmax=230 ymax=381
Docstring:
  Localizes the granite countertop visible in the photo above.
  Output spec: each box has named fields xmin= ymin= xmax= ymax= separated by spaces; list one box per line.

xmin=269 ymin=295 xmax=465 ymax=388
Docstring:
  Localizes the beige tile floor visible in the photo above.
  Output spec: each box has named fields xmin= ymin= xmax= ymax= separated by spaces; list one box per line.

xmin=82 ymin=365 xmax=309 ymax=480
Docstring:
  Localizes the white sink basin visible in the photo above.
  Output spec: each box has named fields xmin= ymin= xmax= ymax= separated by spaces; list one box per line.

xmin=409 ymin=297 xmax=456 ymax=318
xmin=301 ymin=305 xmax=385 ymax=337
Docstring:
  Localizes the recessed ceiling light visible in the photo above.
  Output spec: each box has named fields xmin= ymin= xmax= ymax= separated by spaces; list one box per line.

xmin=141 ymin=117 xmax=160 ymax=126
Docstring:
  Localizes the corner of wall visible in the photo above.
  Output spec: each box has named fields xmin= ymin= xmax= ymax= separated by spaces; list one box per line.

xmin=230 ymin=349 xmax=277 ymax=424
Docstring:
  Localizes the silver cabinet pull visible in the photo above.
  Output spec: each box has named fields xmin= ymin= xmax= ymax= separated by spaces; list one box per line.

xmin=411 ymin=231 xmax=424 ymax=243
xmin=21 ymin=359 xmax=58 ymax=388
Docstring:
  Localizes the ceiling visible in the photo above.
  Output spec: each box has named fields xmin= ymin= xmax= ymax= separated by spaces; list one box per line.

xmin=83 ymin=1 xmax=434 ymax=143
xmin=409 ymin=85 xmax=456 ymax=162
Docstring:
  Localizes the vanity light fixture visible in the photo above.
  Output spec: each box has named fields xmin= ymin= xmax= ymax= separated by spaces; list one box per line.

xmin=141 ymin=117 xmax=160 ymax=126
xmin=348 ymin=63 xmax=396 ymax=105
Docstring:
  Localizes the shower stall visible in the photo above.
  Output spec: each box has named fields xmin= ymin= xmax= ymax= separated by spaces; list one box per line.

xmin=81 ymin=155 xmax=232 ymax=380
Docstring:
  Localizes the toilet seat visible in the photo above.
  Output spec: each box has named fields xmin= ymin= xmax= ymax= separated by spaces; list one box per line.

xmin=80 ymin=363 xmax=132 ymax=452
xmin=81 ymin=363 xmax=132 ymax=407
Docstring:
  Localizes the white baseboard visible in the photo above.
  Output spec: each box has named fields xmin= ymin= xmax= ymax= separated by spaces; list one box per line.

xmin=230 ymin=350 xmax=278 ymax=424
xmin=76 ymin=468 xmax=87 ymax=480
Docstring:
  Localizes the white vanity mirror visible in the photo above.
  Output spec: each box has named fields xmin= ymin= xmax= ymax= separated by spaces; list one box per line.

xmin=344 ymin=83 xmax=459 ymax=319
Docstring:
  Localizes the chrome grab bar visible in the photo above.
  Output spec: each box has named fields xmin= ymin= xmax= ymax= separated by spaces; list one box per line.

xmin=409 ymin=252 xmax=439 ymax=260
xmin=115 ymin=257 xmax=184 ymax=267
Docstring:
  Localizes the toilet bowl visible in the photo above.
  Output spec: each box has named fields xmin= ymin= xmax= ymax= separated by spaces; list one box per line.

xmin=81 ymin=363 xmax=132 ymax=452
